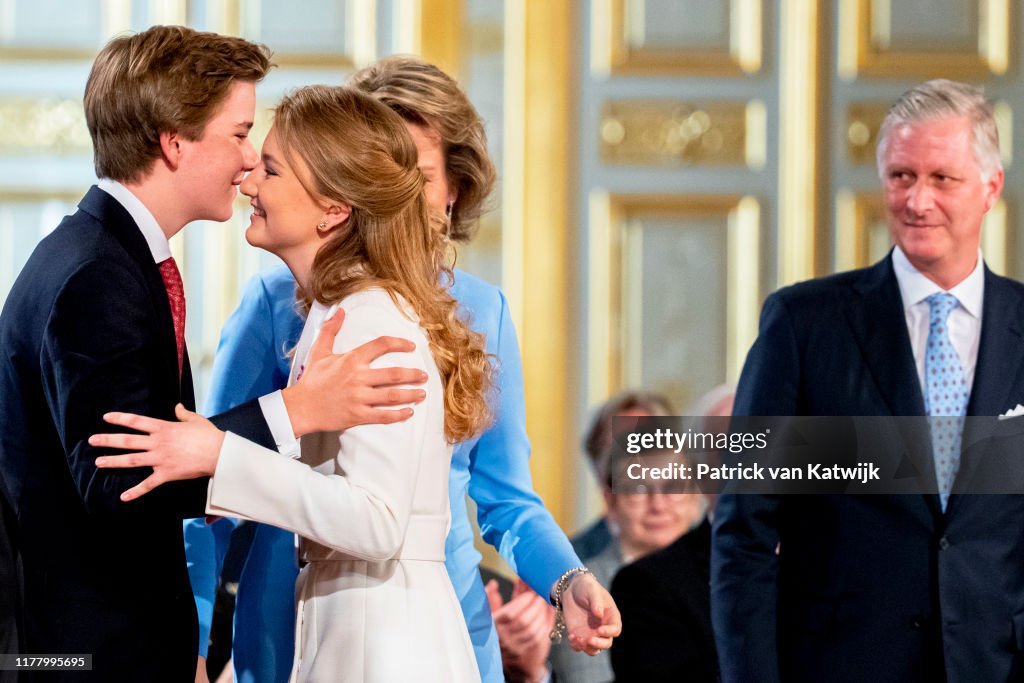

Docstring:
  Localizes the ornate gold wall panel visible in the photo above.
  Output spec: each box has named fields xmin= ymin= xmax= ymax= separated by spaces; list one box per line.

xmin=0 ymin=99 xmax=91 ymax=155
xmin=230 ymin=0 xmax=376 ymax=67
xmin=838 ymin=0 xmax=1009 ymax=79
xmin=599 ymin=99 xmax=766 ymax=168
xmin=503 ymin=0 xmax=574 ymax=526
xmin=834 ymin=191 xmax=889 ymax=271
xmin=846 ymin=102 xmax=889 ymax=167
xmin=779 ymin=0 xmax=826 ymax=284
xmin=591 ymin=0 xmax=762 ymax=76
xmin=588 ymin=193 xmax=760 ymax=411
xmin=0 ymin=0 xmax=130 ymax=59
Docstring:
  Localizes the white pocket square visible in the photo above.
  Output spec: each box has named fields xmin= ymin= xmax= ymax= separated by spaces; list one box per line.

xmin=999 ymin=404 xmax=1024 ymax=420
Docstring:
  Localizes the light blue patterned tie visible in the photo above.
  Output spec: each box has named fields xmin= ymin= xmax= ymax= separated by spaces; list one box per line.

xmin=923 ymin=292 xmax=969 ymax=510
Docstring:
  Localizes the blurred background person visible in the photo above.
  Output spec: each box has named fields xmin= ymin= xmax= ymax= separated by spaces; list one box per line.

xmin=550 ymin=390 xmax=690 ymax=683
xmin=572 ymin=391 xmax=676 ymax=559
xmin=608 ymin=385 xmax=735 ymax=682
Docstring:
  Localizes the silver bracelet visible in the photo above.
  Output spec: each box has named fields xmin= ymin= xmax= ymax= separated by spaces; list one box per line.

xmin=549 ymin=566 xmax=591 ymax=643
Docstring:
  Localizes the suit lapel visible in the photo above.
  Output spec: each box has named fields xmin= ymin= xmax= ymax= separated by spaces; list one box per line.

xmin=951 ymin=269 xmax=1024 ymax=505
xmin=846 ymin=257 xmax=926 ymax=417
xmin=78 ymin=186 xmax=181 ymax=391
xmin=966 ymin=268 xmax=1024 ymax=417
xmin=846 ymin=256 xmax=941 ymax=520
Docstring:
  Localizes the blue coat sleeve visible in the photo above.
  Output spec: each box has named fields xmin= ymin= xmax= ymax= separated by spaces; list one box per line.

xmin=186 ymin=268 xmax=300 ymax=656
xmin=712 ymin=293 xmax=799 ymax=683
xmin=468 ymin=289 xmax=582 ymax=597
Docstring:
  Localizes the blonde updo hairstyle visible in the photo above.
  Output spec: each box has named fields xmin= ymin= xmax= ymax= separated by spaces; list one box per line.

xmin=274 ymin=85 xmax=492 ymax=442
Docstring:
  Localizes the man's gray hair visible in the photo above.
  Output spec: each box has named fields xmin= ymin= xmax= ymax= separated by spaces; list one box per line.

xmin=876 ymin=79 xmax=1001 ymax=182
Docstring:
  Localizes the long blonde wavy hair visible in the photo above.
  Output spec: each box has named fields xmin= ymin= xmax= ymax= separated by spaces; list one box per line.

xmin=274 ymin=85 xmax=492 ymax=442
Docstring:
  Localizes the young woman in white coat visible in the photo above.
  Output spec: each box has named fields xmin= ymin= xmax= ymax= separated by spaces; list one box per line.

xmin=90 ymin=85 xmax=492 ymax=682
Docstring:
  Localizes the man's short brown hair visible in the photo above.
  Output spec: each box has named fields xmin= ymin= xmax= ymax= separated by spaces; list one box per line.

xmin=84 ymin=25 xmax=272 ymax=182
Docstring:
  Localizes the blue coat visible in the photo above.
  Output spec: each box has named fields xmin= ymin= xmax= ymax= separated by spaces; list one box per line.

xmin=713 ymin=255 xmax=1024 ymax=683
xmin=185 ymin=264 xmax=581 ymax=683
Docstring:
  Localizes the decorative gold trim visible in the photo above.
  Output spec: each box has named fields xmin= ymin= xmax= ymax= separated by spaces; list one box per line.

xmin=233 ymin=0 xmax=374 ymax=68
xmin=593 ymin=0 xmax=762 ymax=76
xmin=217 ymin=0 xmax=243 ymax=36
xmin=149 ymin=0 xmax=187 ymax=25
xmin=727 ymin=196 xmax=761 ymax=380
xmin=0 ymin=98 xmax=92 ymax=155
xmin=838 ymin=0 xmax=1009 ymax=80
xmin=982 ymin=198 xmax=1009 ymax=275
xmin=503 ymin=0 xmax=573 ymax=526
xmin=0 ymin=190 xmax=83 ymax=203
xmin=995 ymin=100 xmax=1013 ymax=168
xmin=416 ymin=0 xmax=463 ymax=78
xmin=779 ymin=0 xmax=823 ymax=284
xmin=588 ymin=193 xmax=762 ymax=404
xmin=0 ymin=0 xmax=132 ymax=60
xmin=599 ymin=98 xmax=759 ymax=168
xmin=834 ymin=191 xmax=889 ymax=271
xmin=846 ymin=102 xmax=889 ymax=167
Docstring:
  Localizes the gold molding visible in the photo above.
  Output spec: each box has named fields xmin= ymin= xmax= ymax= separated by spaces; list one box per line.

xmin=599 ymin=99 xmax=766 ymax=168
xmin=846 ymin=102 xmax=889 ymax=167
xmin=982 ymin=198 xmax=1010 ymax=276
xmin=838 ymin=0 xmax=1009 ymax=80
xmin=592 ymin=0 xmax=762 ymax=76
xmin=779 ymin=0 xmax=824 ymax=284
xmin=0 ymin=0 xmax=131 ymax=61
xmin=503 ymin=0 xmax=574 ymax=527
xmin=0 ymin=190 xmax=83 ymax=203
xmin=0 ymin=99 xmax=92 ymax=155
xmin=588 ymin=193 xmax=762 ymax=406
xmin=416 ymin=0 xmax=464 ymax=78
xmin=232 ymin=0 xmax=376 ymax=68
xmin=835 ymin=191 xmax=889 ymax=271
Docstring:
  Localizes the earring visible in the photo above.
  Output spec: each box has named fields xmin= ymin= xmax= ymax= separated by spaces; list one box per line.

xmin=445 ymin=201 xmax=454 ymax=218
xmin=317 ymin=220 xmax=327 ymax=230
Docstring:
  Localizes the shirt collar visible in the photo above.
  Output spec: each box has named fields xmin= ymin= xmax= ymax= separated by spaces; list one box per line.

xmin=892 ymin=245 xmax=984 ymax=319
xmin=96 ymin=178 xmax=172 ymax=263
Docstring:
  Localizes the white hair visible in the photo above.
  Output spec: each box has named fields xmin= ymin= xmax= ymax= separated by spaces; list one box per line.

xmin=876 ymin=79 xmax=1001 ymax=182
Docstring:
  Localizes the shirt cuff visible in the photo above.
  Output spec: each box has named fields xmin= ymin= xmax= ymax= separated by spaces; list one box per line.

xmin=258 ymin=390 xmax=300 ymax=459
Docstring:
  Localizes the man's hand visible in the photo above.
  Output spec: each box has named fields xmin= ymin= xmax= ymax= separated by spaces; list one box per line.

xmin=282 ymin=309 xmax=428 ymax=437
xmin=561 ymin=572 xmax=621 ymax=656
xmin=486 ymin=579 xmax=553 ymax=683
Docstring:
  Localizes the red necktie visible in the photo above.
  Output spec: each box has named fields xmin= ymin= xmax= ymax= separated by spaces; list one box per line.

xmin=158 ymin=257 xmax=185 ymax=376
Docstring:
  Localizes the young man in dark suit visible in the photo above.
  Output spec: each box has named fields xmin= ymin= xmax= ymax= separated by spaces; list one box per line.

xmin=0 ymin=26 xmax=424 ymax=682
xmin=713 ymin=80 xmax=1024 ymax=683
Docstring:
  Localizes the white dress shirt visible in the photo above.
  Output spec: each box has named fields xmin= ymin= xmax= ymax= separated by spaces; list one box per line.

xmin=96 ymin=178 xmax=298 ymax=456
xmin=892 ymin=245 xmax=984 ymax=397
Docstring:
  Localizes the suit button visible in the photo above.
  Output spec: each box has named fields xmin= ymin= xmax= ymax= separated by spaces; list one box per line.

xmin=938 ymin=536 xmax=950 ymax=550
xmin=911 ymin=618 xmax=924 ymax=630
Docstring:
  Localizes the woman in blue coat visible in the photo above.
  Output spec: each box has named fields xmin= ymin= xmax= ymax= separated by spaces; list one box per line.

xmin=185 ymin=56 xmax=620 ymax=683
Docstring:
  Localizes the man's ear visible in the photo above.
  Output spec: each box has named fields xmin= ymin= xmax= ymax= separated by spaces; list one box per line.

xmin=159 ymin=131 xmax=183 ymax=171
xmin=983 ymin=167 xmax=1004 ymax=213
xmin=319 ymin=201 xmax=352 ymax=233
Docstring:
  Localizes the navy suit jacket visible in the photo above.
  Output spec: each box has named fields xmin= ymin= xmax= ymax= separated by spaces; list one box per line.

xmin=0 ymin=187 xmax=275 ymax=682
xmin=712 ymin=254 xmax=1024 ymax=683
xmin=611 ymin=520 xmax=718 ymax=682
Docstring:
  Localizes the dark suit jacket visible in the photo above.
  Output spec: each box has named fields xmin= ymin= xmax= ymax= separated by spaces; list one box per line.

xmin=0 ymin=187 xmax=275 ymax=682
xmin=610 ymin=519 xmax=718 ymax=682
xmin=712 ymin=255 xmax=1024 ymax=683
